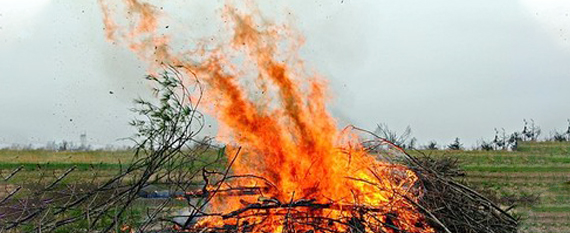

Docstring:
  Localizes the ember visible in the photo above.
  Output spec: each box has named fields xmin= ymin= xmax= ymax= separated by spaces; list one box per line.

xmin=99 ymin=1 xmax=435 ymax=232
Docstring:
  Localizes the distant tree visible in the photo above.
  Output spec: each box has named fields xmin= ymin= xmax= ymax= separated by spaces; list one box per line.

xmin=492 ymin=128 xmax=519 ymax=151
xmin=58 ymin=140 xmax=70 ymax=151
xmin=9 ymin=143 xmax=22 ymax=150
xmin=447 ymin=137 xmax=463 ymax=150
xmin=508 ymin=132 xmax=522 ymax=151
xmin=566 ymin=119 xmax=570 ymax=135
xmin=477 ymin=139 xmax=494 ymax=151
xmin=493 ymin=128 xmax=507 ymax=150
xmin=550 ymin=120 xmax=570 ymax=142
xmin=552 ymin=131 xmax=567 ymax=142
xmin=566 ymin=119 xmax=570 ymax=142
xmin=374 ymin=123 xmax=413 ymax=148
xmin=45 ymin=141 xmax=58 ymax=150
xmin=425 ymin=141 xmax=439 ymax=150
xmin=522 ymin=119 xmax=541 ymax=141
xmin=407 ymin=137 xmax=418 ymax=150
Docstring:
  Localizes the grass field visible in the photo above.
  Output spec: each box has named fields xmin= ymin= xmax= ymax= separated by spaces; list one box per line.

xmin=1 ymin=142 xmax=569 ymax=232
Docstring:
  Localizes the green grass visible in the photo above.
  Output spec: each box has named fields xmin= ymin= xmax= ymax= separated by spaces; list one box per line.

xmin=462 ymin=165 xmax=570 ymax=172
xmin=0 ymin=149 xmax=135 ymax=164
xmin=531 ymin=206 xmax=570 ymax=213
xmin=0 ymin=162 xmax=124 ymax=170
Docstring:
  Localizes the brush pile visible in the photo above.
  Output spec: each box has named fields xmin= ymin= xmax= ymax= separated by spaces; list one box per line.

xmin=173 ymin=131 xmax=518 ymax=233
xmin=406 ymin=154 xmax=518 ymax=233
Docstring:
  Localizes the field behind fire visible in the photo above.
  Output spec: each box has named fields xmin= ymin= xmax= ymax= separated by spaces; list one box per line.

xmin=0 ymin=141 xmax=568 ymax=232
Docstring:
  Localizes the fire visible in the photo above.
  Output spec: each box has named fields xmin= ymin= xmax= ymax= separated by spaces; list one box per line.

xmin=99 ymin=1 xmax=434 ymax=232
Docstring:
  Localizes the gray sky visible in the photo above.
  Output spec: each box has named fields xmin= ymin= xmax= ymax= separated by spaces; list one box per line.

xmin=1 ymin=0 xmax=569 ymax=148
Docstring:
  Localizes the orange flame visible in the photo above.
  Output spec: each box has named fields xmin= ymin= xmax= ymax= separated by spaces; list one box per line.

xmin=99 ymin=1 xmax=434 ymax=232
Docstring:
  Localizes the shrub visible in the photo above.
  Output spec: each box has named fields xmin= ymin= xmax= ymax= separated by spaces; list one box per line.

xmin=425 ymin=141 xmax=439 ymax=150
xmin=447 ymin=137 xmax=463 ymax=150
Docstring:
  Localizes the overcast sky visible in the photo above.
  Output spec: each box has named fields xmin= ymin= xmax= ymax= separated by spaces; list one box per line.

xmin=1 ymin=0 xmax=569 ymax=148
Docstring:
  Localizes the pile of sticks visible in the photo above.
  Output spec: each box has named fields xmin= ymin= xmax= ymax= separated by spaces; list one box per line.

xmin=171 ymin=133 xmax=519 ymax=233
xmin=407 ymin=154 xmax=518 ymax=233
xmin=355 ymin=126 xmax=519 ymax=233
xmin=181 ymin=197 xmax=431 ymax=233
xmin=176 ymin=157 xmax=518 ymax=233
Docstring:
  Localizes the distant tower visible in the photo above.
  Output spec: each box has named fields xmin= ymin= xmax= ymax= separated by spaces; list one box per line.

xmin=80 ymin=132 xmax=87 ymax=150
